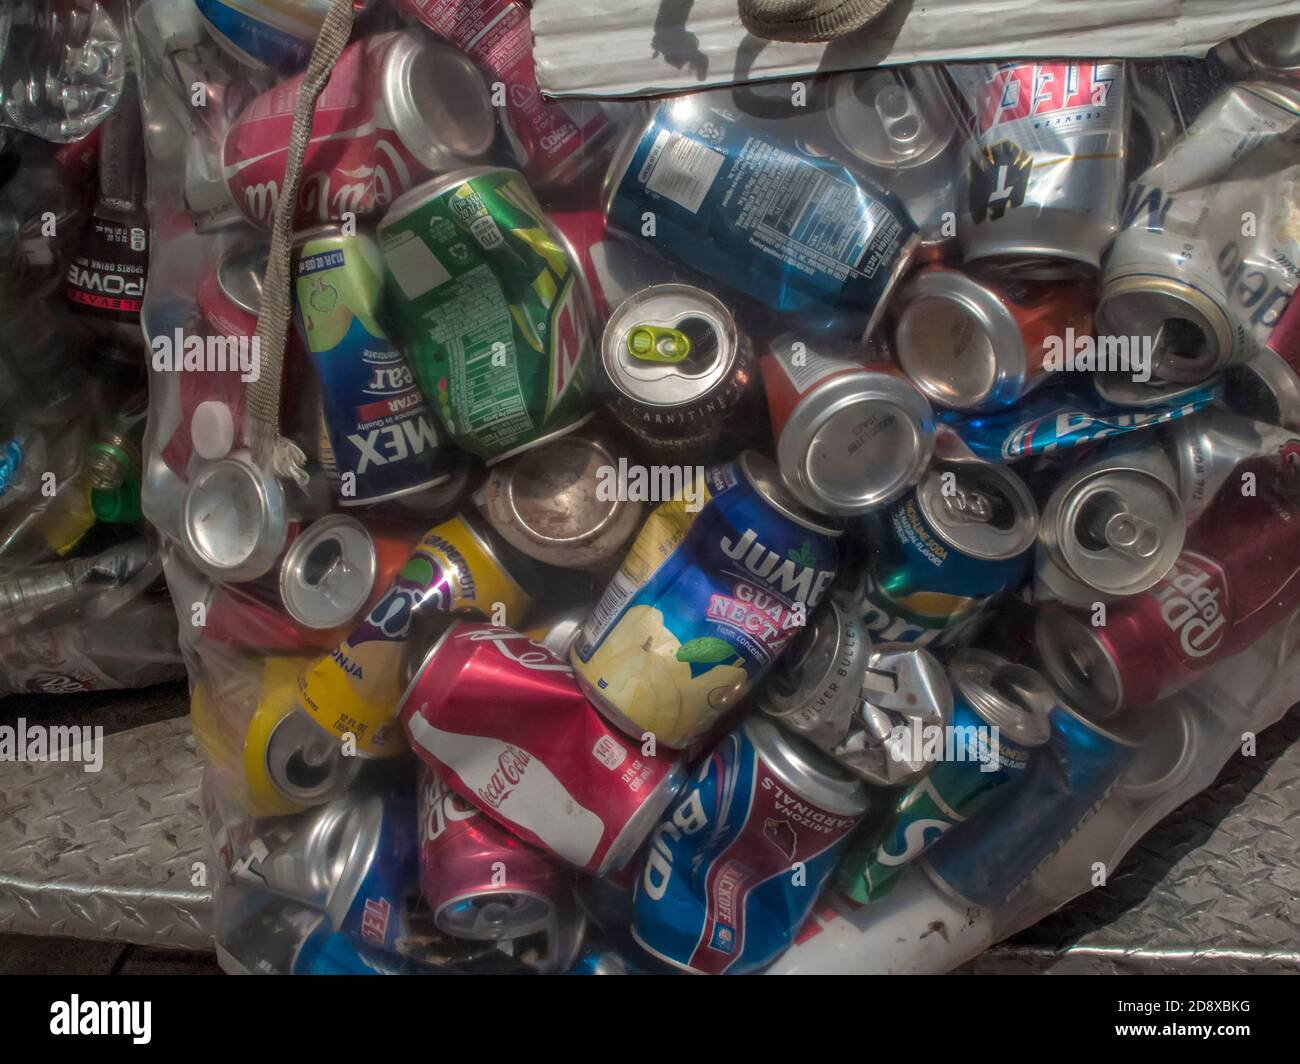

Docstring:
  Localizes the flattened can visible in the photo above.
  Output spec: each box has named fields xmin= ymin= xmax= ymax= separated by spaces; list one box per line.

xmin=950 ymin=61 xmax=1126 ymax=278
xmin=600 ymin=284 xmax=759 ymax=457
xmin=572 ymin=451 xmax=841 ymax=750
xmin=378 ymin=167 xmax=597 ymax=463
xmin=295 ymin=511 xmax=534 ymax=757
xmin=632 ymin=714 xmax=867 ymax=975
xmin=293 ymin=226 xmax=455 ymax=506
xmin=604 ymin=95 xmax=918 ymax=338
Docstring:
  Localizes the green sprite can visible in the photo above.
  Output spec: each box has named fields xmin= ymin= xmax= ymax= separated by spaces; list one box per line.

xmin=834 ymin=649 xmax=1052 ymax=904
xmin=377 ymin=166 xmax=596 ymax=463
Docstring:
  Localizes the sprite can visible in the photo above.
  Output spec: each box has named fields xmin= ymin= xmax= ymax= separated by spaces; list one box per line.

xmin=377 ymin=166 xmax=596 ymax=463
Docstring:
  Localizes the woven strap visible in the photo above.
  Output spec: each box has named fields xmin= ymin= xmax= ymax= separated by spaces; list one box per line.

xmin=737 ymin=0 xmax=894 ymax=42
xmin=242 ymin=0 xmax=357 ymax=488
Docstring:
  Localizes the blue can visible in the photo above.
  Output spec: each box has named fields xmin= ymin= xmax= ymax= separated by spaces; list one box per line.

xmin=294 ymin=227 xmax=455 ymax=506
xmin=604 ymin=94 xmax=918 ymax=337
xmin=194 ymin=1 xmax=329 ymax=73
xmin=632 ymin=714 xmax=867 ymax=974
xmin=921 ymin=698 xmax=1139 ymax=908
xmin=330 ymin=794 xmax=419 ymax=954
xmin=293 ymin=918 xmax=439 ymax=975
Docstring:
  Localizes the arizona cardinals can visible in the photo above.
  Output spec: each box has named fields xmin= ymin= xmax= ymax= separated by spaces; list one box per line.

xmin=632 ymin=714 xmax=867 ymax=975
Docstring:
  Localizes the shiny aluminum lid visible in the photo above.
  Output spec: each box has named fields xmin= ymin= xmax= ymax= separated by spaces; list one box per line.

xmin=948 ymin=649 xmax=1052 ymax=747
xmin=181 ymin=453 xmax=289 ymax=582
xmin=247 ymin=799 xmax=365 ymax=911
xmin=1225 ymin=348 xmax=1300 ymax=431
xmin=1097 ymin=276 xmax=1233 ymax=383
xmin=1042 ymin=456 xmax=1186 ymax=598
xmin=217 ymin=241 xmax=268 ymax=318
xmin=1033 ymin=607 xmax=1124 ymax=720
xmin=738 ymin=450 xmax=842 ymax=537
xmin=265 ymin=708 xmax=358 ymax=805
xmin=601 ymin=284 xmax=739 ymax=409
xmin=916 ymin=459 xmax=1038 ymax=561
xmin=743 ymin=714 xmax=867 ymax=816
xmin=279 ymin=514 xmax=377 ymax=630
xmin=436 ymin=891 xmax=556 ymax=942
xmin=826 ymin=66 xmax=955 ymax=172
xmin=895 ymin=269 xmax=1027 ymax=410
xmin=758 ymin=597 xmax=852 ymax=719
xmin=380 ymin=31 xmax=496 ymax=172
xmin=1114 ymin=704 xmax=1198 ymax=800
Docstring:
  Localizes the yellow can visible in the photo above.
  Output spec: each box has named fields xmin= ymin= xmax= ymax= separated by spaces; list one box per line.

xmin=296 ymin=511 xmax=533 ymax=757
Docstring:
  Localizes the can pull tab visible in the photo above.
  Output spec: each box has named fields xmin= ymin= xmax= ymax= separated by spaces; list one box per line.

xmin=627 ymin=324 xmax=691 ymax=364
xmin=873 ymin=81 xmax=925 ymax=150
xmin=1101 ymin=510 xmax=1162 ymax=560
xmin=939 ymin=486 xmax=993 ymax=525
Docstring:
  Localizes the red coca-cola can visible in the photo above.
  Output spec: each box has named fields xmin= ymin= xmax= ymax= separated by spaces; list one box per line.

xmin=548 ymin=207 xmax=673 ymax=322
xmin=399 ymin=622 xmax=685 ymax=875
xmin=1036 ymin=466 xmax=1300 ymax=717
xmin=221 ymin=30 xmax=497 ymax=228
xmin=418 ymin=764 xmax=581 ymax=969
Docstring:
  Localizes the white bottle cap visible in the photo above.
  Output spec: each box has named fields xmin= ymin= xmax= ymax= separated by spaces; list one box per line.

xmin=191 ymin=401 xmax=235 ymax=461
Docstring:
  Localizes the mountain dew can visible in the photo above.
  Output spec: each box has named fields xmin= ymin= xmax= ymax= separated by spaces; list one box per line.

xmin=377 ymin=167 xmax=596 ymax=463
xmin=293 ymin=226 xmax=454 ymax=505
xmin=571 ymin=451 xmax=841 ymax=750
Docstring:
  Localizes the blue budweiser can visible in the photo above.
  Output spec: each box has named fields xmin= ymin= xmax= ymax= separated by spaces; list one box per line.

xmin=921 ymin=696 xmax=1138 ymax=908
xmin=603 ymin=93 xmax=919 ymax=338
xmin=632 ymin=715 xmax=867 ymax=974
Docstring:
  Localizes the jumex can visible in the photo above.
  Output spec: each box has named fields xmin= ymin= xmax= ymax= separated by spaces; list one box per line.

xmin=571 ymin=451 xmax=841 ymax=749
xmin=293 ymin=226 xmax=454 ymax=506
xmin=835 ymin=649 xmax=1052 ymax=904
xmin=632 ymin=714 xmax=867 ymax=975
xmin=604 ymin=94 xmax=918 ymax=339
xmin=378 ymin=166 xmax=597 ymax=463
xmin=921 ymin=696 xmax=1138 ymax=908
xmin=295 ymin=511 xmax=534 ymax=757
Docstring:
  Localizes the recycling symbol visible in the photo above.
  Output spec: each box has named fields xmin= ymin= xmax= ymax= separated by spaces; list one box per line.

xmin=696 ymin=121 xmax=722 ymax=143
xmin=968 ymin=140 xmax=1032 ymax=223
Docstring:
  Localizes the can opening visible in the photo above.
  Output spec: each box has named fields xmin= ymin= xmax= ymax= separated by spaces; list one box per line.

xmin=282 ymin=731 xmax=339 ymax=792
xmin=666 ymin=316 xmax=720 ymax=376
xmin=1152 ymin=317 xmax=1206 ymax=364
xmin=301 ymin=537 xmax=345 ymax=587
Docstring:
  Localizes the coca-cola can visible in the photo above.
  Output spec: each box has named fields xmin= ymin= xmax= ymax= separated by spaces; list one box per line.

xmin=221 ymin=30 xmax=496 ymax=228
xmin=1035 ymin=468 xmax=1300 ymax=717
xmin=548 ymin=207 xmax=675 ymax=323
xmin=398 ymin=622 xmax=685 ymax=876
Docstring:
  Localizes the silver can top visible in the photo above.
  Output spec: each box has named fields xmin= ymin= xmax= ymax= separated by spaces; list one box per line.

xmin=1097 ymin=275 xmax=1234 ymax=383
xmin=1033 ymin=607 xmax=1126 ymax=721
xmin=436 ymin=891 xmax=557 ymax=943
xmin=826 ymin=65 xmax=955 ymax=172
xmin=181 ymin=452 xmax=289 ymax=583
xmin=216 ymin=241 xmax=268 ymax=319
xmin=742 ymin=714 xmax=868 ymax=817
xmin=1040 ymin=448 xmax=1186 ymax=598
xmin=948 ymin=648 xmax=1053 ymax=748
xmin=279 ymin=514 xmax=378 ymax=630
xmin=894 ymin=268 xmax=1026 ymax=410
xmin=915 ymin=458 xmax=1038 ymax=562
xmin=1225 ymin=347 xmax=1300 ymax=432
xmin=601 ymin=284 xmax=740 ymax=411
xmin=737 ymin=450 xmax=842 ymax=537
xmin=772 ymin=337 xmax=935 ymax=516
xmin=380 ymin=31 xmax=497 ymax=173
xmin=265 ymin=708 xmax=358 ymax=805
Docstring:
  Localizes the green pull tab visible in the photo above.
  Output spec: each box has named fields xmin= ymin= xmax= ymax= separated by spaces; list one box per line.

xmin=627 ymin=324 xmax=691 ymax=363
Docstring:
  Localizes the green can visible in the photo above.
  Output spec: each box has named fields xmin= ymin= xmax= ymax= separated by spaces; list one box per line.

xmin=377 ymin=166 xmax=596 ymax=463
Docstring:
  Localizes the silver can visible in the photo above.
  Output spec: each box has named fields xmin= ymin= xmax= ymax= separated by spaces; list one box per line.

xmin=180 ymin=452 xmax=291 ymax=583
xmin=1034 ymin=443 xmax=1186 ymax=605
xmin=950 ymin=60 xmax=1127 ymax=278
xmin=600 ymin=283 xmax=757 ymax=456
xmin=279 ymin=514 xmax=378 ymax=630
xmin=477 ymin=429 xmax=644 ymax=570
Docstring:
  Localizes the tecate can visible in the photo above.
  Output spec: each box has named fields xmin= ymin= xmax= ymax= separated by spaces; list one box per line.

xmin=835 ymin=649 xmax=1053 ymax=904
xmin=604 ymin=94 xmax=919 ymax=338
xmin=893 ymin=266 xmax=1094 ymax=410
xmin=824 ymin=64 xmax=959 ymax=247
xmin=1034 ymin=442 xmax=1187 ymax=605
xmin=1226 ymin=347 xmax=1300 ymax=431
xmin=193 ymin=0 xmax=331 ymax=71
xmin=397 ymin=0 xmax=621 ymax=190
xmin=418 ymin=765 xmax=573 ymax=952
xmin=295 ymin=511 xmax=534 ymax=757
xmin=1035 ymin=471 xmax=1300 ymax=718
xmin=951 ymin=61 xmax=1126 ymax=278
xmin=221 ymin=30 xmax=496 ymax=228
xmin=1167 ymin=407 xmax=1300 ymax=525
xmin=571 ymin=451 xmax=841 ymax=750
xmin=292 ymin=226 xmax=455 ymax=505
xmin=399 ymin=622 xmax=685 ymax=875
xmin=549 ymin=207 xmax=674 ymax=322
xmin=478 ymin=429 xmax=643 ymax=569
xmin=861 ymin=453 xmax=1038 ymax=644
xmin=600 ymin=284 xmax=759 ymax=457
xmin=278 ymin=514 xmax=378 ymax=630
xmin=180 ymin=451 xmax=292 ymax=583
xmin=760 ymin=335 xmax=935 ymax=515
xmin=922 ymin=695 xmax=1137 ymax=908
xmin=632 ymin=714 xmax=867 ymax=975
xmin=378 ymin=166 xmax=597 ymax=462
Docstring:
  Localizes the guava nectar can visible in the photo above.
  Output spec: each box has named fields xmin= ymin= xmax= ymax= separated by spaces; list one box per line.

xmin=571 ymin=451 xmax=841 ymax=750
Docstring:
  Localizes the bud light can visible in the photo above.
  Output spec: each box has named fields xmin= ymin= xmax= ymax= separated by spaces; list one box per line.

xmin=632 ymin=714 xmax=867 ymax=974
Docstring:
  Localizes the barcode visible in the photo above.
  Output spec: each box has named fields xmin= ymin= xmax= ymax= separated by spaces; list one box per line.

xmin=577 ymin=571 xmax=640 ymax=659
xmin=644 ymin=131 xmax=725 ymax=215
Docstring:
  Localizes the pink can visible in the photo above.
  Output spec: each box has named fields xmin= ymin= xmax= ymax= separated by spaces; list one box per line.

xmin=397 ymin=0 xmax=619 ymax=190
xmin=221 ymin=29 xmax=497 ymax=228
xmin=399 ymin=623 xmax=685 ymax=876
